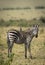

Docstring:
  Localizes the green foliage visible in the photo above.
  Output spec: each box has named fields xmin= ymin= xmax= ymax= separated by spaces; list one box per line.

xmin=0 ymin=7 xmax=31 ymax=11
xmin=44 ymin=41 xmax=45 ymax=46
xmin=0 ymin=53 xmax=14 ymax=65
xmin=40 ymin=16 xmax=45 ymax=23
xmin=8 ymin=53 xmax=14 ymax=62
xmin=35 ymin=6 xmax=45 ymax=9
xmin=0 ymin=18 xmax=45 ymax=27
xmin=0 ymin=53 xmax=4 ymax=65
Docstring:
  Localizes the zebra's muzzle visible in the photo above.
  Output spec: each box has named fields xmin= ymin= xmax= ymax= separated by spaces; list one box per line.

xmin=36 ymin=35 xmax=38 ymax=38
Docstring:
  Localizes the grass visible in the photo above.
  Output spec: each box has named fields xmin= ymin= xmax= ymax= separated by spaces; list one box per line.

xmin=0 ymin=26 xmax=45 ymax=65
xmin=0 ymin=19 xmax=45 ymax=27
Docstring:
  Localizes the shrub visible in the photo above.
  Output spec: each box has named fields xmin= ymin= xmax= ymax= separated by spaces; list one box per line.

xmin=0 ymin=18 xmax=45 ymax=27
xmin=40 ymin=16 xmax=45 ymax=23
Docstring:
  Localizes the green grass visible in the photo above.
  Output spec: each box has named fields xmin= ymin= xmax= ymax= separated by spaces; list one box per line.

xmin=0 ymin=19 xmax=45 ymax=27
xmin=0 ymin=27 xmax=45 ymax=65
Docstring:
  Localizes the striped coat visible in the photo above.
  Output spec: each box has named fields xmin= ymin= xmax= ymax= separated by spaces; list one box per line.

xmin=7 ymin=25 xmax=39 ymax=59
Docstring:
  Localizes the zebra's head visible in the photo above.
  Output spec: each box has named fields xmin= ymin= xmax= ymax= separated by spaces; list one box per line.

xmin=32 ymin=24 xmax=39 ymax=38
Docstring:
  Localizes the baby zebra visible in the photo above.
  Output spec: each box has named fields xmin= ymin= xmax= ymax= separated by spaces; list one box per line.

xmin=7 ymin=25 xmax=39 ymax=59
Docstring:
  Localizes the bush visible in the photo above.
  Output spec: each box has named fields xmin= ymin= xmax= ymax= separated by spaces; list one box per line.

xmin=0 ymin=18 xmax=45 ymax=27
xmin=0 ymin=19 xmax=5 ymax=26
xmin=40 ymin=17 xmax=45 ymax=23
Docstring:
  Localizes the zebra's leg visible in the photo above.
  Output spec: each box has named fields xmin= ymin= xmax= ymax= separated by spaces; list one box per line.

xmin=8 ymin=44 xmax=10 ymax=57
xmin=7 ymin=39 xmax=10 ymax=57
xmin=7 ymin=40 xmax=14 ymax=57
xmin=9 ymin=41 xmax=14 ymax=53
xmin=28 ymin=43 xmax=32 ymax=59
xmin=25 ymin=43 xmax=27 ymax=59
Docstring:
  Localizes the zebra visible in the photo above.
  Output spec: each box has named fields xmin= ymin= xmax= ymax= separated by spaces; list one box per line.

xmin=7 ymin=24 xmax=39 ymax=59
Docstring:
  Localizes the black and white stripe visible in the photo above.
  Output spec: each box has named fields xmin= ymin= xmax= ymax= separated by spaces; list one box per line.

xmin=7 ymin=29 xmax=21 ymax=43
xmin=7 ymin=25 xmax=39 ymax=59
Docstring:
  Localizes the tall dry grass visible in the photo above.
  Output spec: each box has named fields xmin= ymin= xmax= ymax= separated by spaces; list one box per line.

xmin=0 ymin=26 xmax=45 ymax=65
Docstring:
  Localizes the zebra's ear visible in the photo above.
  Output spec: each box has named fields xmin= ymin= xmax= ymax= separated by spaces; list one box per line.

xmin=37 ymin=24 xmax=39 ymax=28
xmin=33 ymin=24 xmax=39 ymax=27
xmin=20 ymin=27 xmax=22 ymax=31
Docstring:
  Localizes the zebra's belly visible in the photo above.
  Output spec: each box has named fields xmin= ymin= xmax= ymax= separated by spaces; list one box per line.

xmin=14 ymin=38 xmax=24 ymax=44
xmin=15 ymin=40 xmax=24 ymax=44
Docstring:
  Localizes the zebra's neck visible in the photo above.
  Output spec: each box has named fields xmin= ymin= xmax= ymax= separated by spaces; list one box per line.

xmin=28 ymin=30 xmax=34 ymax=42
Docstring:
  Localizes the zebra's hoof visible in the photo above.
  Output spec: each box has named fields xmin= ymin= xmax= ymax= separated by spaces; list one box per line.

xmin=30 ymin=56 xmax=32 ymax=59
xmin=25 ymin=56 xmax=27 ymax=59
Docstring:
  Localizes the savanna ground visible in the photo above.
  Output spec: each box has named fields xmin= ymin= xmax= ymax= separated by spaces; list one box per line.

xmin=0 ymin=9 xmax=45 ymax=65
xmin=0 ymin=26 xmax=45 ymax=65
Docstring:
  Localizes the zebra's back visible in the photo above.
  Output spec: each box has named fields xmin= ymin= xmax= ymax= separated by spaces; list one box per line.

xmin=7 ymin=29 xmax=26 ymax=44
